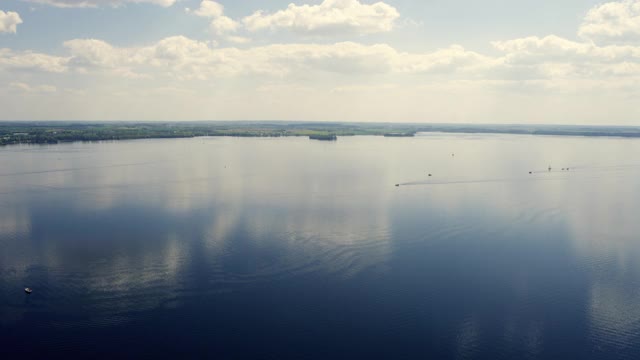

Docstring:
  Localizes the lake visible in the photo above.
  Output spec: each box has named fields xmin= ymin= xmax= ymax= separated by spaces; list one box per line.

xmin=2 ymin=134 xmax=640 ymax=358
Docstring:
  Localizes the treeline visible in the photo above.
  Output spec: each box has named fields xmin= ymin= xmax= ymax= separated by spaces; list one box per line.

xmin=309 ymin=134 xmax=337 ymax=141
xmin=2 ymin=122 xmax=640 ymax=146
xmin=0 ymin=127 xmax=209 ymax=146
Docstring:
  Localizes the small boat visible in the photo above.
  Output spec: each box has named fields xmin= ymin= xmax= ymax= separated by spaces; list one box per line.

xmin=24 ymin=288 xmax=32 ymax=294
xmin=529 ymin=171 xmax=532 ymax=174
xmin=395 ymin=184 xmax=400 ymax=187
xmin=428 ymin=174 xmax=432 ymax=177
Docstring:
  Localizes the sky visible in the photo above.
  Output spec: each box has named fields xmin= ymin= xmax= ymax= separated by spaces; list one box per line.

xmin=0 ymin=0 xmax=639 ymax=124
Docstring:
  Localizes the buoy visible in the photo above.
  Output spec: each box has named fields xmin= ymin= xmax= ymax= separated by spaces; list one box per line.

xmin=529 ymin=171 xmax=532 ymax=174
xmin=395 ymin=184 xmax=400 ymax=187
xmin=428 ymin=174 xmax=432 ymax=177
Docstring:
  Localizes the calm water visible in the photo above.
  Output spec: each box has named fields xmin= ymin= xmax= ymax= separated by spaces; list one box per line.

xmin=2 ymin=134 xmax=640 ymax=358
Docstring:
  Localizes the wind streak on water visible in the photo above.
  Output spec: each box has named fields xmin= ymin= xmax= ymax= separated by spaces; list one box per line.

xmin=400 ymin=164 xmax=640 ymax=187
xmin=0 ymin=161 xmax=162 ymax=177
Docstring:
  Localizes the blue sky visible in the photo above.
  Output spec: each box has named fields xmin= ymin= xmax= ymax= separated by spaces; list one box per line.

xmin=1 ymin=0 xmax=639 ymax=124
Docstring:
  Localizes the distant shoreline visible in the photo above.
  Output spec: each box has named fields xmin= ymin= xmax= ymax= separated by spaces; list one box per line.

xmin=2 ymin=122 xmax=640 ymax=146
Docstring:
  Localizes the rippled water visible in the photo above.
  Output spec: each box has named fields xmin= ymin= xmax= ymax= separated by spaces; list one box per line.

xmin=2 ymin=134 xmax=640 ymax=358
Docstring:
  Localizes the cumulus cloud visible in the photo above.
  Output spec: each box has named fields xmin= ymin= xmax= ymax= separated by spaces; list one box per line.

xmin=2 ymin=30 xmax=640 ymax=86
xmin=486 ymin=1 xmax=640 ymax=79
xmin=188 ymin=1 xmax=248 ymax=43
xmin=62 ymin=37 xmax=393 ymax=78
xmin=63 ymin=38 xmax=154 ymax=78
xmin=0 ymin=48 xmax=69 ymax=72
xmin=579 ymin=0 xmax=640 ymax=44
xmin=395 ymin=45 xmax=496 ymax=74
xmin=210 ymin=15 xmax=240 ymax=35
xmin=226 ymin=36 xmax=251 ymax=44
xmin=492 ymin=35 xmax=640 ymax=64
xmin=53 ymin=36 xmax=497 ymax=80
xmin=10 ymin=82 xmax=57 ymax=93
xmin=242 ymin=0 xmax=400 ymax=36
xmin=3 ymin=33 xmax=639 ymax=83
xmin=191 ymin=0 xmax=223 ymax=18
xmin=4 ymin=1 xmax=640 ymax=123
xmin=0 ymin=10 xmax=22 ymax=34
xmin=3 ymin=19 xmax=640 ymax=87
xmin=23 ymin=0 xmax=176 ymax=8
xmin=492 ymin=35 xmax=640 ymax=79
xmin=64 ymin=39 xmax=124 ymax=68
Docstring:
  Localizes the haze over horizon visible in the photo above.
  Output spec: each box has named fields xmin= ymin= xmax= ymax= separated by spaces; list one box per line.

xmin=1 ymin=0 xmax=640 ymax=124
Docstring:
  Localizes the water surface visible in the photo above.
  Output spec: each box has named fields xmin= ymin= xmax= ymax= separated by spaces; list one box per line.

xmin=2 ymin=134 xmax=640 ymax=358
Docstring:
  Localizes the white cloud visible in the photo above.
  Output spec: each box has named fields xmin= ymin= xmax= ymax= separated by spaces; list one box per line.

xmin=64 ymin=38 xmax=154 ymax=78
xmin=395 ymin=45 xmax=496 ymax=75
xmin=492 ymin=35 xmax=640 ymax=79
xmin=27 ymin=36 xmax=491 ymax=80
xmin=603 ymin=61 xmax=640 ymax=75
xmin=0 ymin=10 xmax=22 ymax=34
xmin=3 ymin=1 xmax=640 ymax=123
xmin=579 ymin=0 xmax=640 ymax=44
xmin=23 ymin=0 xmax=176 ymax=8
xmin=139 ymin=38 xmax=398 ymax=78
xmin=192 ymin=0 xmax=223 ymax=18
xmin=10 ymin=82 xmax=57 ymax=93
xmin=65 ymin=39 xmax=125 ymax=68
xmin=242 ymin=0 xmax=400 ymax=36
xmin=483 ymin=1 xmax=640 ymax=81
xmin=189 ymin=1 xmax=245 ymax=42
xmin=210 ymin=15 xmax=240 ymax=35
xmin=493 ymin=35 xmax=640 ymax=62
xmin=0 ymin=48 xmax=68 ymax=72
xmin=493 ymin=35 xmax=591 ymax=56
xmin=3 ymin=34 xmax=638 ymax=83
xmin=226 ymin=36 xmax=251 ymax=44
xmin=2 ymin=30 xmax=639 ymax=87
xmin=190 ymin=0 xmax=400 ymax=41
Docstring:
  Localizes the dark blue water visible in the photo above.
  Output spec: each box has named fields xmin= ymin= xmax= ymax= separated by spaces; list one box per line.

xmin=2 ymin=135 xmax=640 ymax=358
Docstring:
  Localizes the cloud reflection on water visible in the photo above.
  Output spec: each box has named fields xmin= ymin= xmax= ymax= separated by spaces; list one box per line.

xmin=2 ymin=135 xmax=640 ymax=356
